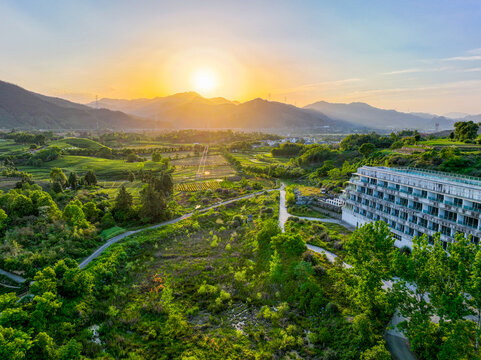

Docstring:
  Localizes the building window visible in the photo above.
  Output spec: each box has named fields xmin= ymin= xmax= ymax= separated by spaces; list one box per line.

xmin=464 ymin=217 xmax=479 ymax=229
xmin=436 ymin=194 xmax=444 ymax=202
xmin=421 ymin=190 xmax=428 ymax=198
xmin=392 ymin=233 xmax=402 ymax=241
xmin=444 ymin=210 xmax=457 ymax=222
xmin=400 ymin=212 xmax=408 ymax=220
xmin=454 ymin=198 xmax=463 ymax=207
xmin=419 ymin=218 xmax=428 ymax=228
xmin=441 ymin=226 xmax=451 ymax=236
xmin=427 ymin=206 xmax=439 ymax=216
xmin=399 ymin=198 xmax=408 ymax=206
xmin=472 ymin=236 xmax=480 ymax=245
xmin=413 ymin=201 xmax=422 ymax=211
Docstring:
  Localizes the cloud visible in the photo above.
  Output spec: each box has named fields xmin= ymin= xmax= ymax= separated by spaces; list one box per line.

xmin=442 ymin=55 xmax=481 ymax=61
xmin=381 ymin=67 xmax=451 ymax=75
xmin=460 ymin=67 xmax=481 ymax=72
xmin=341 ymin=79 xmax=481 ymax=99
xmin=468 ymin=48 xmax=481 ymax=54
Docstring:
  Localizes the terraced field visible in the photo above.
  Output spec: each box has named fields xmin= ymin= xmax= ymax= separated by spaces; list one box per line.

xmin=172 ymin=153 xmax=236 ymax=182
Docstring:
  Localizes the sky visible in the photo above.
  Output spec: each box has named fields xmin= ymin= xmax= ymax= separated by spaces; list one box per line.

xmin=1 ymin=0 xmax=481 ymax=114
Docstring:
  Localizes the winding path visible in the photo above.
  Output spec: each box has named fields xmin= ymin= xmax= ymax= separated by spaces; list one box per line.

xmin=79 ymin=188 xmax=276 ymax=269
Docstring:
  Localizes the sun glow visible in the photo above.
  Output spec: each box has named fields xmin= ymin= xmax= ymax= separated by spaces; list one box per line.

xmin=191 ymin=68 xmax=218 ymax=95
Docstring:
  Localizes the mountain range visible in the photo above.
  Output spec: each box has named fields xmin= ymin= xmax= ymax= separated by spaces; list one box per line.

xmin=304 ymin=101 xmax=454 ymax=131
xmin=89 ymin=92 xmax=351 ymax=130
xmin=1 ymin=79 xmax=479 ymax=131
xmin=0 ymin=81 xmax=155 ymax=130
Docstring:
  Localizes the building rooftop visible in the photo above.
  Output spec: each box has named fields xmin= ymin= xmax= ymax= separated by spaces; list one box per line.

xmin=361 ymin=166 xmax=481 ymax=189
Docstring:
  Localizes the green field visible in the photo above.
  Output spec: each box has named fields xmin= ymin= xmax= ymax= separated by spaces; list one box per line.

xmin=49 ymin=137 xmax=106 ymax=150
xmin=232 ymin=150 xmax=291 ymax=166
xmin=0 ymin=139 xmax=30 ymax=156
xmin=419 ymin=138 xmax=481 ymax=148
xmin=18 ymin=155 xmax=165 ymax=180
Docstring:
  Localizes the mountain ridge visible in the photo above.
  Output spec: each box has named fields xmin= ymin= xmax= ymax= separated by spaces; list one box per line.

xmin=304 ymin=100 xmax=455 ymax=131
xmin=0 ymin=80 xmax=157 ymax=130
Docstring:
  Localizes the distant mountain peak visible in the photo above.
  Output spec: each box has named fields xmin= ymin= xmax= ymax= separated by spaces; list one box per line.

xmin=304 ymin=99 xmax=454 ymax=131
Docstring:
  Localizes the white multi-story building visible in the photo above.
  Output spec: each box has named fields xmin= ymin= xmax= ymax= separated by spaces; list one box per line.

xmin=342 ymin=166 xmax=481 ymax=248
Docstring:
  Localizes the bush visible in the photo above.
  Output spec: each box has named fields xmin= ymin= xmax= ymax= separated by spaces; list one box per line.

xmin=325 ymin=302 xmax=339 ymax=315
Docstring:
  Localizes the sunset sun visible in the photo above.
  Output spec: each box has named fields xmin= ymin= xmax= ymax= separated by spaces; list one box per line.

xmin=191 ymin=68 xmax=218 ymax=95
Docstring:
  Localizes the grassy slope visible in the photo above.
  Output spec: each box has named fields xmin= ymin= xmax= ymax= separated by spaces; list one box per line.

xmin=18 ymin=156 xmax=166 ymax=180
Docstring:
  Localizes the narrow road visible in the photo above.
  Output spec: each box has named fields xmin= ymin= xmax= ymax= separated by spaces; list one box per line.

xmin=0 ymin=268 xmax=26 ymax=284
xmin=278 ymin=185 xmax=352 ymax=231
xmin=79 ymin=188 xmax=276 ymax=269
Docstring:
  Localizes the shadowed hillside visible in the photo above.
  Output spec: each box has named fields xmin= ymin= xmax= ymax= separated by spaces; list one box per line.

xmin=0 ymin=81 xmax=156 ymax=130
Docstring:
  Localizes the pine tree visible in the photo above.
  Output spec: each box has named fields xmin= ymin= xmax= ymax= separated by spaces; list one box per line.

xmin=67 ymin=172 xmax=79 ymax=189
xmin=128 ymin=170 xmax=135 ymax=182
xmin=113 ymin=185 xmax=133 ymax=222
xmin=140 ymin=184 xmax=167 ymax=223
xmin=84 ymin=170 xmax=97 ymax=186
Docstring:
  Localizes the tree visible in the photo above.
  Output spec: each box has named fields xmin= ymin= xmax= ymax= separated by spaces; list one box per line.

xmin=49 ymin=168 xmax=67 ymax=187
xmin=10 ymin=194 xmax=34 ymax=217
xmin=469 ymin=249 xmax=481 ymax=351
xmin=82 ymin=201 xmax=100 ymax=222
xmin=271 ymin=233 xmax=307 ymax=258
xmin=0 ymin=209 xmax=7 ymax=232
xmin=113 ymin=185 xmax=133 ymax=222
xmin=128 ymin=170 xmax=135 ymax=182
xmin=344 ymin=221 xmax=394 ymax=319
xmin=454 ymin=121 xmax=479 ymax=141
xmin=67 ymin=172 xmax=78 ymax=189
xmin=140 ymin=184 xmax=167 ymax=223
xmin=360 ymin=342 xmax=391 ymax=360
xmin=27 ymin=332 xmax=57 ymax=360
xmin=152 ymin=151 xmax=162 ymax=162
xmin=0 ymin=325 xmax=32 ymax=360
xmin=392 ymin=234 xmax=477 ymax=359
xmin=52 ymin=181 xmax=62 ymax=193
xmin=359 ymin=143 xmax=376 ymax=158
xmin=63 ymin=201 xmax=88 ymax=227
xmin=126 ymin=153 xmax=138 ymax=162
xmin=152 ymin=172 xmax=174 ymax=197
xmin=58 ymin=339 xmax=82 ymax=360
xmin=84 ymin=170 xmax=97 ymax=186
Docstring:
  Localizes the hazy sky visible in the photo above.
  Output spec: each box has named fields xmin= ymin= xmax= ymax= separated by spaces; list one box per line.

xmin=1 ymin=0 xmax=481 ymax=114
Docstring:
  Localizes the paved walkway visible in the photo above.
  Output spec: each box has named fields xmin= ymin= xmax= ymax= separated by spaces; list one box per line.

xmin=0 ymin=268 xmax=26 ymax=284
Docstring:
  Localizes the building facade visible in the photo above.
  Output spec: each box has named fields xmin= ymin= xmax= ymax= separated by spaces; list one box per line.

xmin=342 ymin=166 xmax=481 ymax=248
